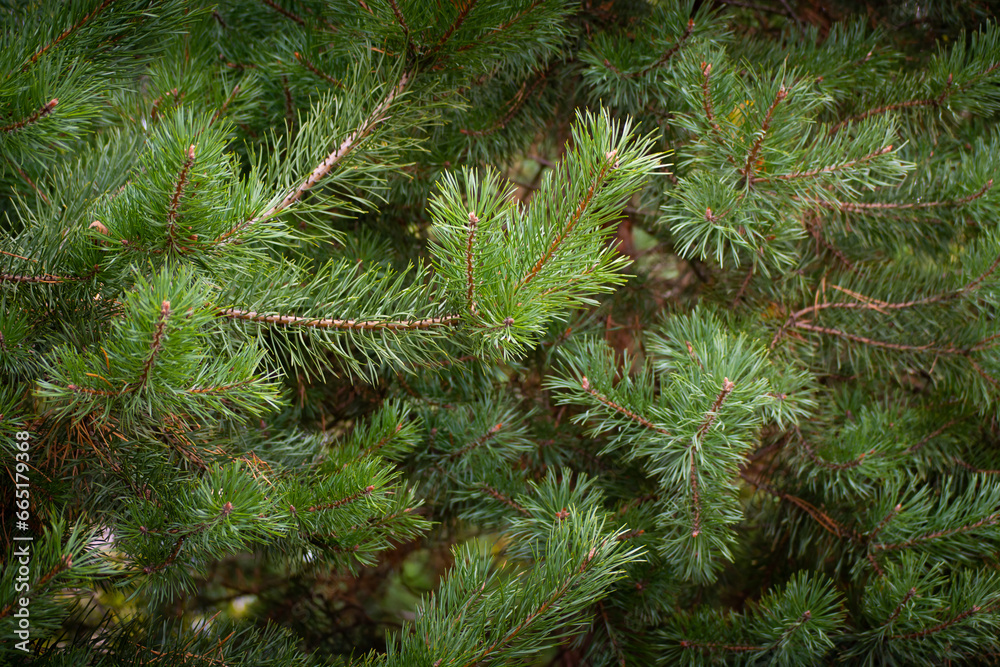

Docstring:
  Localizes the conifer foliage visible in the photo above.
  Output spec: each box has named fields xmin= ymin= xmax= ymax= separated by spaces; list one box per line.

xmin=2 ymin=1 xmax=1000 ymax=664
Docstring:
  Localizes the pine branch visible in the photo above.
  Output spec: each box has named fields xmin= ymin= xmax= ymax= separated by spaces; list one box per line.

xmin=465 ymin=211 xmax=478 ymax=314
xmin=518 ymin=149 xmax=618 ymax=288
xmin=740 ymin=471 xmax=861 ymax=542
xmin=828 ymin=63 xmax=1000 ymax=136
xmin=816 ymin=179 xmax=993 ymax=212
xmin=679 ymin=639 xmax=766 ymax=654
xmin=460 ymin=68 xmax=548 ymax=137
xmin=1 ymin=99 xmax=58 ymax=133
xmin=883 ymin=587 xmax=918 ymax=626
xmin=890 ymin=605 xmax=984 ymax=641
xmin=873 ymin=513 xmax=1000 ymax=552
xmin=307 ymin=485 xmax=376 ymax=512
xmin=166 ymin=145 xmax=196 ymax=250
xmin=24 ymin=0 xmax=114 ymax=69
xmin=293 ymin=52 xmax=344 ymax=89
xmin=756 ymin=144 xmax=893 ymax=183
xmin=387 ymin=0 xmax=410 ymax=34
xmin=259 ymin=0 xmax=305 ymax=25
xmin=423 ymin=0 xmax=480 ymax=61
xmin=463 ymin=541 xmax=606 ymax=666
xmin=218 ymin=308 xmax=460 ymax=331
xmin=449 ymin=422 xmax=503 ymax=460
xmin=742 ymin=86 xmax=786 ymax=180
xmin=477 ymin=483 xmax=531 ymax=516
xmin=606 ymin=19 xmax=695 ymax=79
xmin=580 ymin=376 xmax=672 ymax=437
xmin=135 ymin=300 xmax=171 ymax=391
xmin=249 ymin=73 xmax=410 ymax=226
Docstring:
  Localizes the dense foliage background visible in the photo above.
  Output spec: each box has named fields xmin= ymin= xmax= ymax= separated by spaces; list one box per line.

xmin=3 ymin=0 xmax=1000 ymax=664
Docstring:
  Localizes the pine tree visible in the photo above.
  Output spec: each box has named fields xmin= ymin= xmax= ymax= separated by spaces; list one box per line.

xmin=2 ymin=1 xmax=1000 ymax=665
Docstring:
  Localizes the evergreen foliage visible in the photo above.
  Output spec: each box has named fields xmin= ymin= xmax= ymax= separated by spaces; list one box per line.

xmin=2 ymin=0 xmax=1000 ymax=664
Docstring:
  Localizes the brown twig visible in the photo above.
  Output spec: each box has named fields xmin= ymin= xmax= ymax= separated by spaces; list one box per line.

xmin=884 ymin=588 xmax=918 ymax=626
xmin=460 ymin=68 xmax=548 ymax=137
xmin=818 ymin=179 xmax=993 ymax=213
xmin=210 ymin=85 xmax=242 ymax=124
xmin=239 ymin=73 xmax=409 ymax=230
xmin=679 ymin=639 xmax=766 ymax=653
xmin=906 ymin=418 xmax=965 ymax=454
xmin=388 ymin=0 xmax=410 ymax=33
xmin=740 ymin=470 xmax=861 ymax=542
xmin=698 ymin=378 xmax=735 ymax=438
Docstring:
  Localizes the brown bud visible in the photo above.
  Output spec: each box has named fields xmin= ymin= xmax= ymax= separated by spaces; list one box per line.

xmin=89 ymin=220 xmax=108 ymax=235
